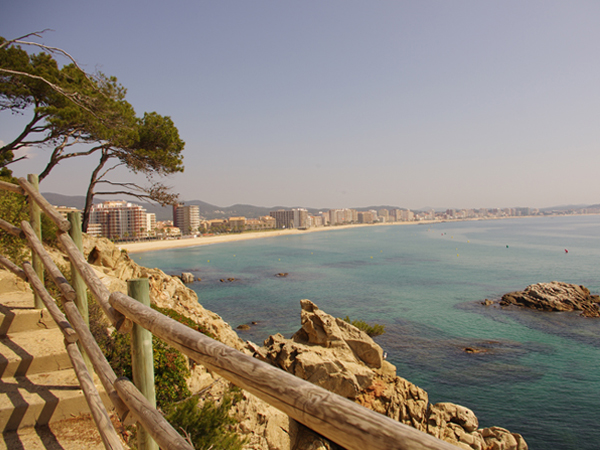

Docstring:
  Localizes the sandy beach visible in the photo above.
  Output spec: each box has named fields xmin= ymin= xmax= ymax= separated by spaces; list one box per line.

xmin=120 ymin=221 xmax=429 ymax=254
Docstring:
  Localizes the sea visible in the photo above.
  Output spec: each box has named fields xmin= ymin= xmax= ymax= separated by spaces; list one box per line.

xmin=132 ymin=215 xmax=600 ymax=450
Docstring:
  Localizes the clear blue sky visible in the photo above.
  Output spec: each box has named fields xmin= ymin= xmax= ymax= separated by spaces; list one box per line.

xmin=2 ymin=1 xmax=599 ymax=210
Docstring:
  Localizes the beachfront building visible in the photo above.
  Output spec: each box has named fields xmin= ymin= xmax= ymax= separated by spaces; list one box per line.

xmin=269 ymin=208 xmax=309 ymax=229
xmin=378 ymin=209 xmax=390 ymax=223
xmin=88 ymin=200 xmax=148 ymax=239
xmin=173 ymin=204 xmax=200 ymax=235
xmin=309 ymin=215 xmax=324 ymax=228
xmin=86 ymin=223 xmax=102 ymax=237
xmin=246 ymin=216 xmax=276 ymax=230
xmin=146 ymin=213 xmax=156 ymax=236
xmin=328 ymin=208 xmax=357 ymax=225
xmin=207 ymin=219 xmax=228 ymax=232
xmin=357 ymin=211 xmax=374 ymax=224
xmin=229 ymin=216 xmax=246 ymax=232
xmin=398 ymin=209 xmax=414 ymax=222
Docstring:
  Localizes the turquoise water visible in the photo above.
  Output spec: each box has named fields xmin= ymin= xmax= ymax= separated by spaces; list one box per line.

xmin=133 ymin=215 xmax=600 ymax=449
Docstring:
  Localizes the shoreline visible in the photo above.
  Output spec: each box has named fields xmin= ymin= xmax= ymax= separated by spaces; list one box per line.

xmin=121 ymin=213 xmax=597 ymax=254
xmin=120 ymin=217 xmax=493 ymax=254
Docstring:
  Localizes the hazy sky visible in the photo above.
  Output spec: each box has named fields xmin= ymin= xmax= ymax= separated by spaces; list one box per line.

xmin=2 ymin=1 xmax=599 ymax=210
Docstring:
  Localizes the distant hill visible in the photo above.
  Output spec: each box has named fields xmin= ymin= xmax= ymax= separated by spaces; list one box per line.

xmin=43 ymin=193 xmax=88 ymax=210
xmin=42 ymin=193 xmax=326 ymax=220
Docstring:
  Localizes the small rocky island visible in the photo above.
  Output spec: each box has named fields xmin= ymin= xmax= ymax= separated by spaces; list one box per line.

xmin=500 ymin=281 xmax=600 ymax=317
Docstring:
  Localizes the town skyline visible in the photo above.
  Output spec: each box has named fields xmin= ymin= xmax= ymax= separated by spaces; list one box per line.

xmin=42 ymin=191 xmax=598 ymax=222
xmin=81 ymin=197 xmax=599 ymax=241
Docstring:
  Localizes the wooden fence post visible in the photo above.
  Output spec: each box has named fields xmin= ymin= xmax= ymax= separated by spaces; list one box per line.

xmin=68 ymin=211 xmax=92 ymax=371
xmin=27 ymin=174 xmax=44 ymax=310
xmin=128 ymin=278 xmax=158 ymax=450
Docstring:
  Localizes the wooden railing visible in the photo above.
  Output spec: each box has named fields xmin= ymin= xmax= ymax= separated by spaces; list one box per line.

xmin=0 ymin=176 xmax=460 ymax=450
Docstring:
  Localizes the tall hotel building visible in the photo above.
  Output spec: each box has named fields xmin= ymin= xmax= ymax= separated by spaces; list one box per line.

xmin=88 ymin=201 xmax=147 ymax=239
xmin=269 ymin=208 xmax=309 ymax=229
xmin=173 ymin=204 xmax=201 ymax=235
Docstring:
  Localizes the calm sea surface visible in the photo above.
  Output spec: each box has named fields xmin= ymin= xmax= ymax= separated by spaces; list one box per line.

xmin=133 ymin=215 xmax=600 ymax=450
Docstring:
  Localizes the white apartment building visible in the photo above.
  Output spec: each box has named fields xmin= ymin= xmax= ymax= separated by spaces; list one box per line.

xmin=88 ymin=201 xmax=147 ymax=239
xmin=173 ymin=204 xmax=200 ymax=235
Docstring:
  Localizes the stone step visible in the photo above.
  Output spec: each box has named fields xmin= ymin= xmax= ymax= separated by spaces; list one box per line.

xmin=0 ymin=304 xmax=58 ymax=336
xmin=0 ymin=328 xmax=72 ymax=379
xmin=0 ymin=369 xmax=109 ymax=432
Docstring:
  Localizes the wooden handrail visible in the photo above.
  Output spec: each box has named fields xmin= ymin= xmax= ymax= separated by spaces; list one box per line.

xmin=61 ymin=295 xmax=131 ymax=422
xmin=114 ymin=378 xmax=194 ymax=450
xmin=18 ymin=177 xmax=71 ymax=232
xmin=0 ymin=218 xmax=23 ymax=238
xmin=66 ymin=342 xmax=125 ymax=450
xmin=14 ymin=222 xmax=131 ymax=421
xmin=0 ymin=255 xmax=27 ymax=281
xmin=21 ymin=221 xmax=77 ymax=302
xmin=57 ymin=232 xmax=131 ymax=333
xmin=22 ymin=262 xmax=78 ymax=343
xmin=110 ymin=292 xmax=460 ymax=450
xmin=0 ymin=179 xmax=24 ymax=194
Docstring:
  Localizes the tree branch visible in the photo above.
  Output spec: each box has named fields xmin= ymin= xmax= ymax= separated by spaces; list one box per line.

xmin=0 ymin=68 xmax=98 ymax=116
xmin=0 ymin=111 xmax=48 ymax=157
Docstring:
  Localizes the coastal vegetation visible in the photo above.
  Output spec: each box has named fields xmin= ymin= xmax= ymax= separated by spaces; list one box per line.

xmin=0 ymin=173 xmax=59 ymax=262
xmin=342 ymin=316 xmax=385 ymax=337
xmin=91 ymin=298 xmax=244 ymax=448
xmin=164 ymin=390 xmax=246 ymax=450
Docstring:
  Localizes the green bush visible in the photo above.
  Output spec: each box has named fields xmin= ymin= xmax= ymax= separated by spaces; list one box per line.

xmin=0 ymin=175 xmax=28 ymax=263
xmin=0 ymin=174 xmax=61 ymax=264
xmin=93 ymin=295 xmax=245 ymax=448
xmin=164 ymin=389 xmax=246 ymax=450
xmin=99 ymin=323 xmax=191 ymax=408
xmin=342 ymin=316 xmax=385 ymax=337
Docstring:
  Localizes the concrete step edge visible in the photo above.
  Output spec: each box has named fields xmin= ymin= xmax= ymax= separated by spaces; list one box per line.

xmin=0 ymin=328 xmax=72 ymax=379
xmin=0 ymin=369 xmax=110 ymax=432
xmin=0 ymin=307 xmax=59 ymax=336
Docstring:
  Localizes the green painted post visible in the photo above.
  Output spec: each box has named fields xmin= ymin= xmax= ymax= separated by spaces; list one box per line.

xmin=128 ymin=278 xmax=158 ymax=450
xmin=28 ymin=174 xmax=44 ymax=310
xmin=68 ymin=211 xmax=92 ymax=371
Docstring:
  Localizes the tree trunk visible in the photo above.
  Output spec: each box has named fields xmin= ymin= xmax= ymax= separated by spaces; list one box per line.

xmin=82 ymin=150 xmax=109 ymax=232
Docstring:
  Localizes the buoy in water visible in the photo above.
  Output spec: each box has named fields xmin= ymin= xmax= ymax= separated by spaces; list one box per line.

xmin=565 ymin=249 xmax=569 ymax=253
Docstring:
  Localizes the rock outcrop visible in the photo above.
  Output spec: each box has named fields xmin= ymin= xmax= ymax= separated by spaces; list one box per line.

xmin=181 ymin=272 xmax=195 ymax=284
xmin=500 ymin=281 xmax=600 ymax=317
xmin=258 ymin=300 xmax=528 ymax=450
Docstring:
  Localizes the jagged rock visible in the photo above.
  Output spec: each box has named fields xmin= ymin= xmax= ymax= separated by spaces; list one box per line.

xmin=481 ymin=427 xmax=528 ymax=450
xmin=262 ymin=300 xmax=528 ymax=450
xmin=500 ymin=281 xmax=600 ymax=317
xmin=262 ymin=333 xmax=374 ymax=399
xmin=292 ymin=299 xmax=383 ymax=369
xmin=181 ymin=272 xmax=195 ymax=283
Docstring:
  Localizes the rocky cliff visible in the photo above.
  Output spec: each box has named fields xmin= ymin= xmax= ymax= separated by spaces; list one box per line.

xmin=500 ymin=281 xmax=600 ymax=317
xmin=61 ymin=236 xmax=527 ymax=449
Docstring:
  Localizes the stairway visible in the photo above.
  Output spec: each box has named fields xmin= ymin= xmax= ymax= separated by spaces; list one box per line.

xmin=0 ymin=271 xmax=112 ymax=447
